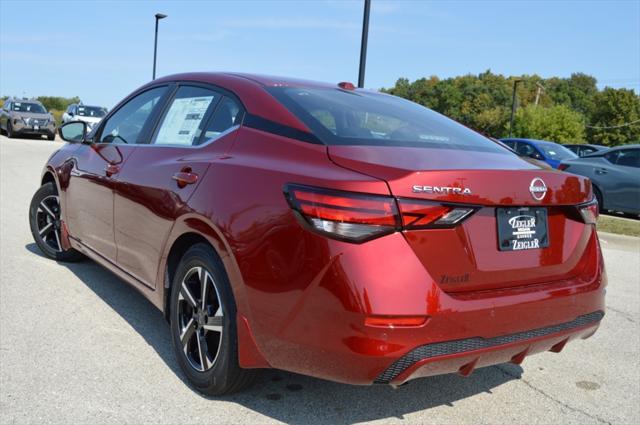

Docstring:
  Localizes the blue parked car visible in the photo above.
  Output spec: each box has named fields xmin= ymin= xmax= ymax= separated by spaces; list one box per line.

xmin=500 ymin=138 xmax=578 ymax=169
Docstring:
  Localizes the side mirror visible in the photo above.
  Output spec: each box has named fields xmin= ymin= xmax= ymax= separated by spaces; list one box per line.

xmin=59 ymin=121 xmax=88 ymax=143
xmin=69 ymin=111 xmax=75 ymax=117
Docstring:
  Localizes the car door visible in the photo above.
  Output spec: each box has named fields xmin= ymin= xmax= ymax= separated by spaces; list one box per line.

xmin=65 ymin=86 xmax=171 ymax=261
xmin=604 ymin=148 xmax=640 ymax=211
xmin=113 ymin=84 xmax=244 ymax=288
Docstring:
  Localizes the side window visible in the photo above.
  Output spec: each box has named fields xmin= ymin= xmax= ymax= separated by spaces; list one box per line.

xmin=154 ymin=86 xmax=220 ymax=146
xmin=199 ymin=97 xmax=244 ymax=145
xmin=604 ymin=151 xmax=620 ymax=164
xmin=99 ymin=86 xmax=167 ymax=144
xmin=516 ymin=142 xmax=533 ymax=156
xmin=616 ymin=149 xmax=640 ymax=168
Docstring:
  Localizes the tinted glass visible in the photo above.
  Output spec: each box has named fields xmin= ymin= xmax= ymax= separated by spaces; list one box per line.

xmin=604 ymin=151 xmax=620 ymax=164
xmin=100 ymin=87 xmax=167 ymax=144
xmin=268 ymin=87 xmax=505 ymax=153
xmin=77 ymin=106 xmax=107 ymax=117
xmin=154 ymin=86 xmax=219 ymax=146
xmin=12 ymin=102 xmax=46 ymax=114
xmin=536 ymin=142 xmax=576 ymax=160
xmin=615 ymin=149 xmax=640 ymax=168
xmin=199 ymin=97 xmax=244 ymax=145
xmin=516 ymin=142 xmax=538 ymax=158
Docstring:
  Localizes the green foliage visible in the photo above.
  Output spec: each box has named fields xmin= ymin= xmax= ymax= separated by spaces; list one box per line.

xmin=383 ymin=71 xmax=639 ymax=145
xmin=587 ymin=88 xmax=640 ymax=147
xmin=512 ymin=105 xmax=585 ymax=143
xmin=36 ymin=96 xmax=80 ymax=113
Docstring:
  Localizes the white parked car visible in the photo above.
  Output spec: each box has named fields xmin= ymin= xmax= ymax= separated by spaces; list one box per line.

xmin=62 ymin=103 xmax=108 ymax=133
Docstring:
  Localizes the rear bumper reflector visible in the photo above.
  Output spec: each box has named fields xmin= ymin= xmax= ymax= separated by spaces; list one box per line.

xmin=374 ymin=311 xmax=604 ymax=384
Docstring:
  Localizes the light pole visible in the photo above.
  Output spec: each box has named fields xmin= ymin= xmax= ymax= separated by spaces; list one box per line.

xmin=358 ymin=0 xmax=371 ymax=88
xmin=153 ymin=13 xmax=167 ymax=80
xmin=508 ymin=79 xmax=522 ymax=137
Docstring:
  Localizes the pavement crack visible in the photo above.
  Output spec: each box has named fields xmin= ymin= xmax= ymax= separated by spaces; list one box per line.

xmin=605 ymin=306 xmax=636 ymax=323
xmin=496 ymin=365 xmax=612 ymax=425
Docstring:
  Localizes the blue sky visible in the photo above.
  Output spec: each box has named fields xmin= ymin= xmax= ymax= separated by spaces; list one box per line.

xmin=1 ymin=0 xmax=639 ymax=108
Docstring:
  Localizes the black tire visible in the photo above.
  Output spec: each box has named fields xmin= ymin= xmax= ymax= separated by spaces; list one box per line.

xmin=6 ymin=121 xmax=14 ymax=138
xmin=47 ymin=133 xmax=55 ymax=141
xmin=593 ymin=186 xmax=604 ymax=215
xmin=169 ymin=243 xmax=258 ymax=395
xmin=29 ymin=182 xmax=84 ymax=262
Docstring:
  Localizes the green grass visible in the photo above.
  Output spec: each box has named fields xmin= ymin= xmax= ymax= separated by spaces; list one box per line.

xmin=597 ymin=214 xmax=640 ymax=237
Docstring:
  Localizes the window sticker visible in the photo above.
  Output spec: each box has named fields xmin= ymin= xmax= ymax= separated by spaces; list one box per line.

xmin=155 ymin=96 xmax=214 ymax=145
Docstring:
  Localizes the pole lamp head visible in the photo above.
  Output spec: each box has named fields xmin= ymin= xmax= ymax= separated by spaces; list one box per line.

xmin=155 ymin=13 xmax=167 ymax=20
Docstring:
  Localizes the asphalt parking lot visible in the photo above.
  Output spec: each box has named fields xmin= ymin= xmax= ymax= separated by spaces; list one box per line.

xmin=1 ymin=134 xmax=639 ymax=425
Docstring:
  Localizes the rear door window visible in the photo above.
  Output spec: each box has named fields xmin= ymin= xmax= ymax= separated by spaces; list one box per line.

xmin=615 ymin=149 xmax=640 ymax=168
xmin=153 ymin=86 xmax=220 ymax=146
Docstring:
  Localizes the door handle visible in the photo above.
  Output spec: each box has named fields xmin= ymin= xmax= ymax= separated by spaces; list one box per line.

xmin=172 ymin=171 xmax=198 ymax=188
xmin=105 ymin=164 xmax=120 ymax=177
xmin=595 ymin=168 xmax=608 ymax=175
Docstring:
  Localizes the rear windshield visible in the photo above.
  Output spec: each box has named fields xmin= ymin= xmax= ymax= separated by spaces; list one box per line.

xmin=12 ymin=102 xmax=46 ymax=114
xmin=268 ymin=87 xmax=506 ymax=153
xmin=537 ymin=142 xmax=577 ymax=160
xmin=77 ymin=106 xmax=107 ymax=117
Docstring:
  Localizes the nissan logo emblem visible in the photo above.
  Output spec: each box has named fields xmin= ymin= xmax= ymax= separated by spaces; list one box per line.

xmin=529 ymin=177 xmax=547 ymax=201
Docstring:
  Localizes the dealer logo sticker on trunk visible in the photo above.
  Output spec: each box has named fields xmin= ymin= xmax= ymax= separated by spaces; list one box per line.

xmin=529 ymin=177 xmax=547 ymax=201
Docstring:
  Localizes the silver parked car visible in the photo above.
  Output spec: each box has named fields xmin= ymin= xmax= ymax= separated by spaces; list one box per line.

xmin=62 ymin=103 xmax=108 ymax=133
xmin=559 ymin=144 xmax=640 ymax=216
xmin=0 ymin=98 xmax=56 ymax=140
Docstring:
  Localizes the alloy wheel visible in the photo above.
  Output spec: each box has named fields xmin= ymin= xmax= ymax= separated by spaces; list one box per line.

xmin=36 ymin=195 xmax=63 ymax=252
xmin=177 ymin=266 xmax=224 ymax=372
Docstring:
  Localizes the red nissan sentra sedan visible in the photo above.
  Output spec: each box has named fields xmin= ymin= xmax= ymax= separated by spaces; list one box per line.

xmin=29 ymin=73 xmax=605 ymax=395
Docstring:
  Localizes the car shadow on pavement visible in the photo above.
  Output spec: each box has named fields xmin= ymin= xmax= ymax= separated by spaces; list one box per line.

xmin=26 ymin=243 xmax=523 ymax=424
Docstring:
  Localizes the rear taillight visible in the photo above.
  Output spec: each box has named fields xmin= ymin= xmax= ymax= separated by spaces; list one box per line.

xmin=558 ymin=163 xmax=570 ymax=171
xmin=397 ymin=198 xmax=476 ymax=229
xmin=578 ymin=200 xmax=599 ymax=224
xmin=285 ymin=184 xmax=476 ymax=243
xmin=285 ymin=185 xmax=399 ymax=242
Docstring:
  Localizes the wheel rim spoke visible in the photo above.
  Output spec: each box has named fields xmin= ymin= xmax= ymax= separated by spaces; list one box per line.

xmin=180 ymin=318 xmax=196 ymax=353
xmin=39 ymin=201 xmax=57 ymax=219
xmin=53 ymin=230 xmax=62 ymax=251
xmin=179 ymin=280 xmax=198 ymax=308
xmin=196 ymin=333 xmax=210 ymax=371
xmin=201 ymin=269 xmax=209 ymax=310
xmin=203 ymin=307 xmax=223 ymax=333
xmin=39 ymin=222 xmax=54 ymax=237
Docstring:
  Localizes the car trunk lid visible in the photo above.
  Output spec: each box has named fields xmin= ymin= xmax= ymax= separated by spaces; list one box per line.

xmin=328 ymin=145 xmax=596 ymax=293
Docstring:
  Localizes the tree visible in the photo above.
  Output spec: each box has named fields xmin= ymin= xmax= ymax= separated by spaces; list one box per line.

xmin=587 ymin=88 xmax=640 ymax=146
xmin=512 ymin=105 xmax=586 ymax=143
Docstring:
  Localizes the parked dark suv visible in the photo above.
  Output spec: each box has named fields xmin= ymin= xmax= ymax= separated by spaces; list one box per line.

xmin=0 ymin=98 xmax=56 ymax=140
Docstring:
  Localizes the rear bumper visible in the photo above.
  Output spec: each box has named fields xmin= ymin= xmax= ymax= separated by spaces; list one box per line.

xmin=377 ymin=311 xmax=603 ymax=385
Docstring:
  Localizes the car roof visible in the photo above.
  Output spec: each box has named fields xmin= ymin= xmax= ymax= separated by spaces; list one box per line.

xmin=156 ymin=72 xmax=342 ymax=89
xmin=7 ymin=98 xmax=43 ymax=105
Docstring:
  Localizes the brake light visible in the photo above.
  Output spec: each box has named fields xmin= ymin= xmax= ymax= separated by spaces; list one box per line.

xmin=558 ymin=163 xmax=570 ymax=171
xmin=579 ymin=200 xmax=598 ymax=224
xmin=398 ymin=198 xmax=475 ymax=229
xmin=285 ymin=184 xmax=478 ymax=243
xmin=285 ymin=185 xmax=399 ymax=242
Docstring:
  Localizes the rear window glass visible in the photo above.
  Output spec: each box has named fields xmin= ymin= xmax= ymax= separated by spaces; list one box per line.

xmin=536 ymin=142 xmax=576 ymax=160
xmin=268 ymin=87 xmax=506 ymax=153
xmin=77 ymin=106 xmax=107 ymax=117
